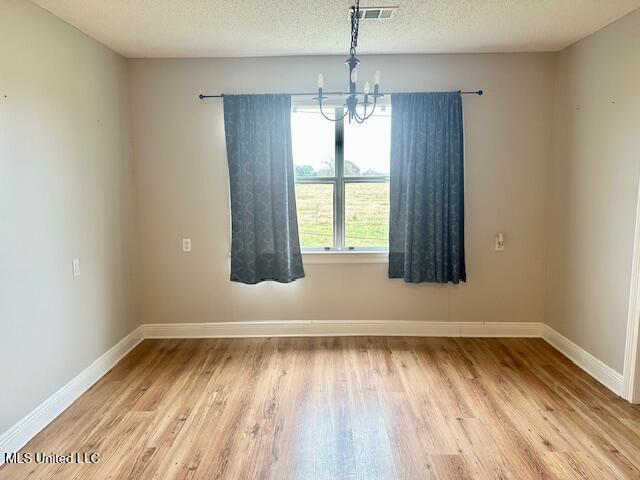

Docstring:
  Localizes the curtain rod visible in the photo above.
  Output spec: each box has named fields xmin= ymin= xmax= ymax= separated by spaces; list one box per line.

xmin=198 ymin=90 xmax=483 ymax=99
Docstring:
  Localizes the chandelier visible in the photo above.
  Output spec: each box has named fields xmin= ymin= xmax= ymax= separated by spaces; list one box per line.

xmin=315 ymin=0 xmax=381 ymax=124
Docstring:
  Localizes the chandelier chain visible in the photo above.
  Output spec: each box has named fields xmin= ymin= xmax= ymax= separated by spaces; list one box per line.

xmin=350 ymin=0 xmax=360 ymax=56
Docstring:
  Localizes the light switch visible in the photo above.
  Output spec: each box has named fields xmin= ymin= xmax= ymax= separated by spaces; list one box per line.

xmin=182 ymin=238 xmax=192 ymax=252
xmin=495 ymin=233 xmax=505 ymax=251
xmin=72 ymin=258 xmax=80 ymax=277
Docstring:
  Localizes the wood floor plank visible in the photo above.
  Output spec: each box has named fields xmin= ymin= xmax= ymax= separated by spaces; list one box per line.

xmin=2 ymin=337 xmax=640 ymax=480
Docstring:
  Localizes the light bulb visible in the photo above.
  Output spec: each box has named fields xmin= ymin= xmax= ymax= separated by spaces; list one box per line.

xmin=363 ymin=81 xmax=370 ymax=95
xmin=317 ymin=73 xmax=324 ymax=89
xmin=351 ymin=68 xmax=357 ymax=84
xmin=374 ymin=70 xmax=381 ymax=86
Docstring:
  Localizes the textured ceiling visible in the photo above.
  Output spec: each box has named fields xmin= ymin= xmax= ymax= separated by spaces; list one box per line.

xmin=31 ymin=0 xmax=640 ymax=58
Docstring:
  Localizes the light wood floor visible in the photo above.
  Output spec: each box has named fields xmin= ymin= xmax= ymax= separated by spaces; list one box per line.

xmin=2 ymin=337 xmax=640 ymax=480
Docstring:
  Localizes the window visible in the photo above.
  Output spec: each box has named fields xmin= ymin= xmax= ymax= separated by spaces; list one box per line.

xmin=292 ymin=103 xmax=391 ymax=252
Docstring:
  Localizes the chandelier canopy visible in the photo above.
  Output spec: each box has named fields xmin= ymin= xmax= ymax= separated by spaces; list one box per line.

xmin=315 ymin=0 xmax=381 ymax=124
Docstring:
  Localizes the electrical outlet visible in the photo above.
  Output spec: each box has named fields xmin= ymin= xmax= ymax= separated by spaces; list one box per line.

xmin=182 ymin=238 xmax=192 ymax=252
xmin=72 ymin=258 xmax=80 ymax=277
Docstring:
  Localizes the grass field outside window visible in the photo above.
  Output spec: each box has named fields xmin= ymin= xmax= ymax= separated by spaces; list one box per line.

xmin=292 ymin=104 xmax=390 ymax=252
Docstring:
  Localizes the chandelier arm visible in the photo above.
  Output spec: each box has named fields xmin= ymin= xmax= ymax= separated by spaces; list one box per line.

xmin=367 ymin=96 xmax=380 ymax=119
xmin=318 ymin=100 xmax=349 ymax=122
xmin=355 ymin=103 xmax=376 ymax=123
xmin=352 ymin=104 xmax=363 ymax=122
xmin=371 ymin=94 xmax=379 ymax=111
xmin=360 ymin=99 xmax=368 ymax=120
xmin=364 ymin=104 xmax=377 ymax=121
xmin=352 ymin=96 xmax=377 ymax=122
xmin=362 ymin=95 xmax=380 ymax=120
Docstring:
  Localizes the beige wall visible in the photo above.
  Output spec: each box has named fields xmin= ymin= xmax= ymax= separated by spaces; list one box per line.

xmin=545 ymin=9 xmax=640 ymax=373
xmin=129 ymin=53 xmax=555 ymax=326
xmin=0 ymin=1 xmax=138 ymax=434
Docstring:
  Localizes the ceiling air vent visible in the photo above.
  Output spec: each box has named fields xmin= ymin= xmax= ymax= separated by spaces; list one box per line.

xmin=356 ymin=6 xmax=399 ymax=20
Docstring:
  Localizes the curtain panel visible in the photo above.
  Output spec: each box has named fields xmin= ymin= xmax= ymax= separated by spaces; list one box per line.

xmin=223 ymin=94 xmax=305 ymax=284
xmin=388 ymin=92 xmax=466 ymax=284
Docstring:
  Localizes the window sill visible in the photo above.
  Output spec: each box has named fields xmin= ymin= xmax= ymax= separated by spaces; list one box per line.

xmin=302 ymin=251 xmax=388 ymax=264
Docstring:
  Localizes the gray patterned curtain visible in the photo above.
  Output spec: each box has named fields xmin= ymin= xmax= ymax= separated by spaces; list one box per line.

xmin=223 ymin=94 xmax=305 ymax=284
xmin=388 ymin=92 xmax=466 ymax=284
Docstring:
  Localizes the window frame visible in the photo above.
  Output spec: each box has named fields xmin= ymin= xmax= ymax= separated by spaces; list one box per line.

xmin=294 ymin=105 xmax=390 ymax=253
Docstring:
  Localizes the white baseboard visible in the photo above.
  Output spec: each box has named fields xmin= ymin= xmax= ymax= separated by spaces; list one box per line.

xmin=143 ymin=320 xmax=544 ymax=339
xmin=1 ymin=320 xmax=624 ymax=462
xmin=0 ymin=326 xmax=144 ymax=462
xmin=541 ymin=324 xmax=623 ymax=396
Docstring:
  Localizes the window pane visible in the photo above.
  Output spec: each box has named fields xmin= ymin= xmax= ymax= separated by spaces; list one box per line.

xmin=343 ymin=108 xmax=391 ymax=176
xmin=345 ymin=182 xmax=389 ymax=248
xmin=291 ymin=107 xmax=335 ymax=177
xmin=295 ymin=183 xmax=334 ymax=248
